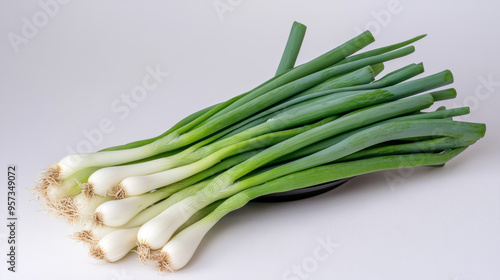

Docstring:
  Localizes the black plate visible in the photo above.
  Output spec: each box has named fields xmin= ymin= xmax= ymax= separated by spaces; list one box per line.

xmin=252 ymin=177 xmax=352 ymax=203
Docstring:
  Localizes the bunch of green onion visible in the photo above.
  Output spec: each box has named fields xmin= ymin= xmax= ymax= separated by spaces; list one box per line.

xmin=33 ymin=22 xmax=485 ymax=272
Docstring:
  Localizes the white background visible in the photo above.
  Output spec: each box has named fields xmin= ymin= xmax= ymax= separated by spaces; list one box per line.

xmin=1 ymin=1 xmax=499 ymax=279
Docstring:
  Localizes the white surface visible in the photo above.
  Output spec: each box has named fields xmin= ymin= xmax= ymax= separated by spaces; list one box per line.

xmin=1 ymin=1 xmax=499 ymax=279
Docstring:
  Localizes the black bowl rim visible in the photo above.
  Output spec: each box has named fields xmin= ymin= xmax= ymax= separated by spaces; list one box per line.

xmin=252 ymin=177 xmax=352 ymax=203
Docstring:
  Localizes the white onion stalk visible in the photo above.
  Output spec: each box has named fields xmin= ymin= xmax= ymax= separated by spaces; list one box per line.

xmin=56 ymin=144 xmax=164 ymax=180
xmin=157 ymin=220 xmax=214 ymax=272
xmin=46 ymin=179 xmax=74 ymax=200
xmin=124 ymin=181 xmax=210 ymax=230
xmin=87 ymin=148 xmax=195 ymax=196
xmin=89 ymin=227 xmax=140 ymax=262
xmin=93 ymin=193 xmax=163 ymax=227
xmin=43 ymin=194 xmax=111 ymax=224
xmin=91 ymin=225 xmax=119 ymax=240
xmin=113 ymin=182 xmax=209 ymax=263
xmin=138 ymin=195 xmax=209 ymax=250
xmin=71 ymin=225 xmax=118 ymax=245
xmin=31 ymin=163 xmax=62 ymax=201
xmin=119 ymin=161 xmax=214 ymax=197
xmin=134 ymin=182 xmax=212 ymax=260
xmin=155 ymin=199 xmax=233 ymax=271
xmin=75 ymin=194 xmax=113 ymax=222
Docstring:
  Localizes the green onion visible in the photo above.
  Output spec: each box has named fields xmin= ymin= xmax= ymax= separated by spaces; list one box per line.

xmin=136 ymin=90 xmax=465 ymax=250
xmin=90 ymin=227 xmax=140 ymax=262
xmin=125 ymin=69 xmax=449 ymax=200
xmin=32 ymin=23 xmax=486 ymax=271
xmin=275 ymin=21 xmax=307 ymax=76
